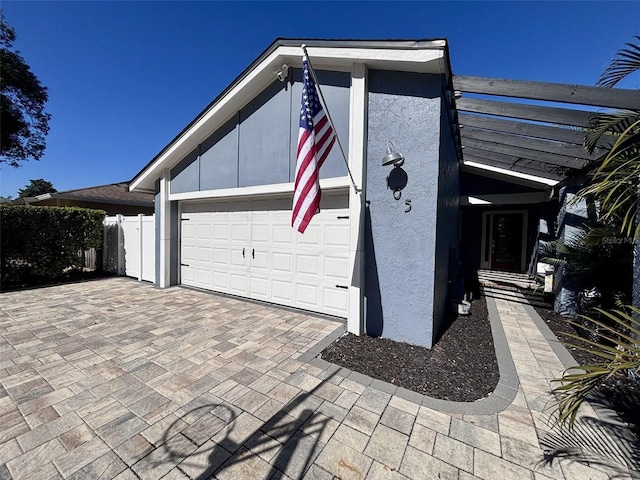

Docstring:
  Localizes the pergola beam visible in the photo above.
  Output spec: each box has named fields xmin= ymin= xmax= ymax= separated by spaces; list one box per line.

xmin=457 ymin=113 xmax=613 ymax=149
xmin=463 ymin=151 xmax=564 ymax=179
xmin=461 ymin=139 xmax=587 ymax=169
xmin=457 ymin=97 xmax=593 ymax=127
xmin=464 ymin=156 xmax=563 ymax=181
xmin=461 ymin=127 xmax=598 ymax=161
xmin=453 ymin=75 xmax=640 ymax=111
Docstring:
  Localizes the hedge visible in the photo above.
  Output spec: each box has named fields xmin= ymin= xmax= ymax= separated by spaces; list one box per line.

xmin=1 ymin=205 xmax=105 ymax=286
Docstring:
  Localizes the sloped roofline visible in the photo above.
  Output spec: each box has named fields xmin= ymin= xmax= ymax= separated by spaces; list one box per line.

xmin=23 ymin=181 xmax=154 ymax=206
xmin=129 ymin=38 xmax=450 ymax=192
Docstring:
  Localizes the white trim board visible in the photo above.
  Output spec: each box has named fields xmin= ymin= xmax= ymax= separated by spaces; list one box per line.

xmin=170 ymin=177 xmax=351 ymax=202
xmin=461 ymin=192 xmax=550 ymax=206
xmin=462 ymin=161 xmax=559 ymax=187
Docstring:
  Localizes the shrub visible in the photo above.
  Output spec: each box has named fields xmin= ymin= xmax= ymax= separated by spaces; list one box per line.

xmin=1 ymin=205 xmax=105 ymax=286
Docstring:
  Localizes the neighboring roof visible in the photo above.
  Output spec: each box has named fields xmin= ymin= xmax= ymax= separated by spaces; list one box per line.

xmin=129 ymin=38 xmax=450 ymax=192
xmin=23 ymin=182 xmax=154 ymax=206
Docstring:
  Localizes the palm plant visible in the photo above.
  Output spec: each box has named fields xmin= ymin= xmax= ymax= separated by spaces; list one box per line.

xmin=553 ymin=36 xmax=640 ymax=428
xmin=575 ymin=36 xmax=640 ymax=238
xmin=552 ymin=307 xmax=640 ymax=427
xmin=541 ymin=224 xmax=632 ymax=304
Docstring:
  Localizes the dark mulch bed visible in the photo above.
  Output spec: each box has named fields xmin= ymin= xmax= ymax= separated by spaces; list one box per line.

xmin=320 ymin=296 xmax=499 ymax=402
xmin=524 ymin=290 xmax=640 ymax=439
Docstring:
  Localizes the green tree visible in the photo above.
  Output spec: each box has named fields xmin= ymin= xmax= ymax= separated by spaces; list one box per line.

xmin=18 ymin=178 xmax=56 ymax=198
xmin=0 ymin=11 xmax=51 ymax=167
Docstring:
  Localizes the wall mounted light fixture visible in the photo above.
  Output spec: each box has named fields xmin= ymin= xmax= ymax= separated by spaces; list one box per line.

xmin=381 ymin=141 xmax=404 ymax=167
xmin=273 ymin=64 xmax=289 ymax=82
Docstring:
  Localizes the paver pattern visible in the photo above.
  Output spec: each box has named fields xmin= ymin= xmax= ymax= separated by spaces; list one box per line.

xmin=0 ymin=277 xmax=636 ymax=479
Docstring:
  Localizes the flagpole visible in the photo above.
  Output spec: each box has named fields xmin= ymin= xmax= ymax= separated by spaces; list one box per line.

xmin=301 ymin=45 xmax=361 ymax=194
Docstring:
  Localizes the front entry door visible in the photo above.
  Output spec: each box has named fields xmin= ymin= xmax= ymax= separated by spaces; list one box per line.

xmin=481 ymin=211 xmax=527 ymax=272
xmin=491 ymin=213 xmax=524 ymax=271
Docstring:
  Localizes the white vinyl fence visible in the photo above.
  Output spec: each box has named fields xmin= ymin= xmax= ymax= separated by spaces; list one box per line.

xmin=104 ymin=214 xmax=155 ymax=282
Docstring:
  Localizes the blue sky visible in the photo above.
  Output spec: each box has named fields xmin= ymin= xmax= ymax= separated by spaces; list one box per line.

xmin=1 ymin=1 xmax=638 ymax=198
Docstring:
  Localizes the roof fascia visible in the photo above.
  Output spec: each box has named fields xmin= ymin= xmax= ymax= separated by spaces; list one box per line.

xmin=130 ymin=40 xmax=447 ymax=192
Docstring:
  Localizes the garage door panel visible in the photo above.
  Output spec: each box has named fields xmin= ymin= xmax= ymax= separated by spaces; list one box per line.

xmin=271 ymin=280 xmax=292 ymax=304
xmin=249 ymin=277 xmax=268 ymax=299
xmin=182 ymin=223 xmax=197 ymax=240
xmin=180 ymin=193 xmax=348 ymax=317
xmin=325 ymin=225 xmax=349 ymax=247
xmin=251 ymin=224 xmax=269 ymax=245
xmin=196 ymin=268 xmax=211 ymax=287
xmin=296 ymin=225 xmax=320 ymax=246
xmin=231 ymin=224 xmax=249 ymax=242
xmin=229 ymin=273 xmax=247 ymax=295
xmin=212 ymin=271 xmax=227 ymax=289
xmin=321 ymin=193 xmax=349 ymax=209
xmin=270 ymin=197 xmax=291 ymax=211
xmin=196 ymin=246 xmax=211 ymax=263
xmin=272 ymin=225 xmax=292 ymax=245
xmin=181 ymin=245 xmax=196 ymax=263
xmin=181 ymin=266 xmax=196 ymax=284
xmin=324 ymin=287 xmax=348 ymax=315
xmin=297 ymin=254 xmax=319 ymax=276
xmin=230 ymin=248 xmax=247 ymax=268
xmin=272 ymin=252 xmax=291 ymax=273
xmin=213 ymin=224 xmax=229 ymax=241
xmin=324 ymin=255 xmax=349 ymax=279
xmin=296 ymin=283 xmax=319 ymax=309
xmin=212 ymin=247 xmax=228 ymax=266
xmin=252 ymin=250 xmax=268 ymax=272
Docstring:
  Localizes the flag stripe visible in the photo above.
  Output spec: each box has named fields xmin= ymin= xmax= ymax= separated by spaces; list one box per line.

xmin=292 ymin=59 xmax=336 ymax=233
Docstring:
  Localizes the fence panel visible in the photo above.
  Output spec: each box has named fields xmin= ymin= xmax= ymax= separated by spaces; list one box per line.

xmin=104 ymin=214 xmax=155 ymax=282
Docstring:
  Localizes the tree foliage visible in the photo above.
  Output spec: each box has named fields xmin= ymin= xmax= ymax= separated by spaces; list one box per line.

xmin=17 ymin=178 xmax=56 ymax=198
xmin=0 ymin=11 xmax=51 ymax=167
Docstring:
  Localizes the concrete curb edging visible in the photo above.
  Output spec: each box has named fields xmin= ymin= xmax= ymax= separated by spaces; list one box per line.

xmin=522 ymin=302 xmax=579 ymax=370
xmin=300 ymin=293 xmax=520 ymax=415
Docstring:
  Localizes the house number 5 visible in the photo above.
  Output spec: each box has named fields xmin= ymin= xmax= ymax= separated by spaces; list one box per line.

xmin=405 ymin=199 xmax=411 ymax=213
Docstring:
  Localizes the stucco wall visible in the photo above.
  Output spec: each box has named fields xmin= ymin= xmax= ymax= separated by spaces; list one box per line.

xmin=364 ymin=70 xmax=442 ymax=348
xmin=170 ymin=69 xmax=350 ymax=194
xmin=432 ymin=96 xmax=460 ymax=340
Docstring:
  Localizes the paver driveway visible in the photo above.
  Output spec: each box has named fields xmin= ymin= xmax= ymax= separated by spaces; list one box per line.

xmin=0 ymin=277 xmax=636 ymax=479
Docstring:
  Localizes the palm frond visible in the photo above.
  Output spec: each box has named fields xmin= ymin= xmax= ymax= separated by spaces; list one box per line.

xmin=597 ymin=36 xmax=640 ymax=88
xmin=552 ymin=306 xmax=640 ymax=429
xmin=576 ymin=118 xmax=640 ymax=238
xmin=584 ymin=111 xmax=639 ymax=154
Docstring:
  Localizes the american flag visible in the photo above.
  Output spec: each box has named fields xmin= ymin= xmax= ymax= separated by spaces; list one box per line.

xmin=292 ymin=59 xmax=336 ymax=233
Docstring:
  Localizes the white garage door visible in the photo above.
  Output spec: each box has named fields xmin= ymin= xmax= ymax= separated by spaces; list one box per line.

xmin=180 ymin=192 xmax=349 ymax=317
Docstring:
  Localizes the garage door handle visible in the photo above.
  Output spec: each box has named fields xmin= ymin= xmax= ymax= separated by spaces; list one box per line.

xmin=336 ymin=285 xmax=348 ymax=289
xmin=252 ymin=248 xmax=255 ymax=259
xmin=242 ymin=248 xmax=245 ymax=258
xmin=181 ymin=263 xmax=189 ymax=267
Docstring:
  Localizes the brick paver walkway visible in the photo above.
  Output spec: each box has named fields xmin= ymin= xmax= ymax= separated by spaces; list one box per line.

xmin=0 ymin=278 xmax=636 ymax=479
